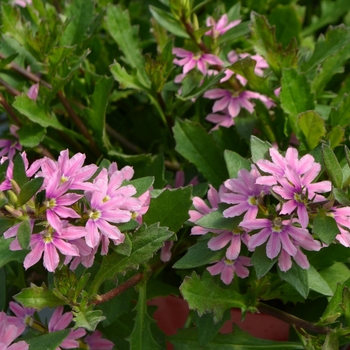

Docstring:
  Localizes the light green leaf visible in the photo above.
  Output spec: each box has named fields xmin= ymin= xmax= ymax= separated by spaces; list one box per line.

xmin=173 ymin=237 xmax=224 ymax=269
xmin=298 ymin=111 xmax=325 ymax=150
xmin=110 ymin=61 xmax=147 ymax=90
xmin=322 ymin=143 xmax=343 ymax=188
xmin=330 ymin=93 xmax=350 ymax=127
xmin=73 ymin=305 xmax=105 ymax=331
xmin=60 ymin=0 xmax=95 ymax=46
xmin=26 ymin=330 xmax=70 ymax=350
xmin=218 ymin=21 xmax=250 ymax=45
xmin=180 ymin=271 xmax=249 ymax=322
xmin=143 ymin=187 xmax=191 ymax=232
xmin=14 ymin=284 xmax=66 ymax=309
xmin=307 ymin=265 xmax=333 ymax=296
xmin=149 ymin=5 xmax=189 ymax=38
xmin=327 ymin=126 xmax=344 ymax=149
xmin=169 ymin=326 xmax=303 ymax=350
xmin=333 ymin=188 xmax=350 ymax=205
xmin=278 ymin=263 xmax=309 ymax=299
xmin=173 ymin=119 xmax=228 ymax=188
xmin=313 ymin=210 xmax=340 ymax=244
xmin=250 ymin=135 xmax=272 ymax=163
xmin=90 ymin=224 xmax=174 ymax=293
xmin=127 ymin=282 xmax=161 ymax=350
xmin=224 ymin=150 xmax=251 ymax=178
xmin=17 ymin=123 xmax=46 ymax=148
xmin=106 ymin=5 xmax=150 ymax=88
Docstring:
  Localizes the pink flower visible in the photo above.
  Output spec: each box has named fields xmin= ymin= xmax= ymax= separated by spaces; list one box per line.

xmin=207 ymin=256 xmax=251 ymax=284
xmin=241 ymin=217 xmax=321 ymax=267
xmin=9 ymin=302 xmax=35 ymax=333
xmin=278 ymin=244 xmax=311 ymax=272
xmin=23 ymin=224 xmax=86 ymax=272
xmin=0 ymin=125 xmax=22 ymax=160
xmin=326 ymin=207 xmax=350 ymax=247
xmin=172 ymin=48 xmax=223 ymax=75
xmin=0 ymin=311 xmax=28 ymax=350
xmin=12 ymin=0 xmax=32 ymax=7
xmin=205 ymin=14 xmax=241 ymax=38
xmin=160 ymin=240 xmax=174 ymax=262
xmin=83 ymin=330 xmax=114 ymax=350
xmin=205 ymin=108 xmax=235 ymax=130
xmin=27 ymin=83 xmax=39 ymax=101
xmin=47 ymin=307 xmax=86 ymax=350
xmin=220 ymin=166 xmax=270 ymax=221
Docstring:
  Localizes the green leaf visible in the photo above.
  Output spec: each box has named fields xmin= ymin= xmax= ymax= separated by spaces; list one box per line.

xmin=60 ymin=0 xmax=94 ymax=46
xmin=224 ymin=150 xmax=251 ymax=178
xmin=13 ymin=95 xmax=64 ymax=130
xmin=110 ymin=61 xmax=147 ymax=90
xmin=250 ymin=135 xmax=272 ymax=163
xmin=127 ymin=282 xmax=161 ymax=350
xmin=330 ymin=93 xmax=350 ymax=127
xmin=169 ymin=326 xmax=303 ymax=350
xmin=312 ymin=210 xmax=340 ymax=244
xmin=268 ymin=5 xmax=301 ymax=48
xmin=280 ymin=68 xmax=315 ymax=118
xmin=106 ymin=5 xmax=150 ymax=88
xmin=307 ymin=265 xmax=333 ymax=296
xmin=12 ymin=153 xmax=28 ymax=188
xmin=173 ymin=119 xmax=228 ymax=188
xmin=302 ymin=25 xmax=350 ymax=72
xmin=322 ymin=143 xmax=343 ymax=188
xmin=84 ymin=76 xmax=114 ymax=151
xmin=0 ymin=268 xmax=5 ymax=311
xmin=278 ymin=263 xmax=309 ymax=298
xmin=149 ymin=6 xmax=189 ymax=38
xmin=327 ymin=126 xmax=344 ymax=149
xmin=14 ymin=284 xmax=66 ymax=309
xmin=73 ymin=305 xmax=105 ymax=331
xmin=229 ymin=56 xmax=272 ymax=96
xmin=17 ymin=123 xmax=46 ymax=148
xmin=18 ymin=177 xmax=44 ymax=206
xmin=114 ymin=232 xmax=132 ymax=256
xmin=123 ymin=177 xmax=154 ymax=197
xmin=340 ymin=287 xmax=350 ymax=326
xmin=194 ymin=310 xmax=231 ymax=347
xmin=90 ymin=223 xmax=174 ymax=293
xmin=217 ymin=21 xmax=251 ymax=45
xmin=26 ymin=330 xmax=70 ymax=350
xmin=298 ymin=111 xmax=325 ymax=150
xmin=173 ymin=237 xmax=224 ymax=269
xmin=0 ymin=236 xmax=26 ymax=268
xmin=251 ymin=244 xmax=277 ymax=278
xmin=195 ymin=205 xmax=242 ymax=231
xmin=180 ymin=271 xmax=249 ymax=322
xmin=17 ymin=219 xmax=31 ymax=250
xmin=333 ymin=188 xmax=350 ymax=206
xmin=0 ymin=159 xmax=9 ymax=184
xmin=319 ymin=262 xmax=350 ymax=293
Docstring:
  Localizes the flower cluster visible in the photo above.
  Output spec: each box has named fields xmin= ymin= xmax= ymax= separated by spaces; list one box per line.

xmin=189 ymin=147 xmax=344 ymax=284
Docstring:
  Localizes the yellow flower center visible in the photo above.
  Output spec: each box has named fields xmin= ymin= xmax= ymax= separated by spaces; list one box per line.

xmin=89 ymin=209 xmax=101 ymax=220
xmin=44 ymin=198 xmax=56 ymax=209
xmin=102 ymin=195 xmax=110 ymax=203
xmin=224 ymin=259 xmax=234 ymax=266
xmin=43 ymin=228 xmax=54 ymax=243
xmin=272 ymin=217 xmax=283 ymax=232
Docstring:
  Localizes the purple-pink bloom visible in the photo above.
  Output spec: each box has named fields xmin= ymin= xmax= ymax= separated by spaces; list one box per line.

xmin=9 ymin=302 xmax=35 ymax=333
xmin=12 ymin=0 xmax=32 ymax=7
xmin=325 ymin=207 xmax=350 ymax=247
xmin=278 ymin=244 xmax=311 ymax=272
xmin=205 ymin=108 xmax=235 ymax=130
xmin=48 ymin=306 xmax=86 ymax=349
xmin=23 ymin=224 xmax=86 ymax=272
xmin=241 ymin=217 xmax=321 ymax=265
xmin=0 ymin=311 xmax=29 ymax=350
xmin=172 ymin=48 xmax=223 ymax=75
xmin=83 ymin=330 xmax=114 ymax=350
xmin=220 ymin=166 xmax=270 ymax=221
xmin=207 ymin=256 xmax=251 ymax=284
xmin=205 ymin=14 xmax=241 ymax=38
xmin=27 ymin=83 xmax=39 ymax=101
xmin=0 ymin=125 xmax=22 ymax=160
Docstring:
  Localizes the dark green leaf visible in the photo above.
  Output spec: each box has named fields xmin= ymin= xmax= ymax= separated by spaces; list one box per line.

xmin=0 ymin=159 xmax=9 ymax=184
xmin=117 ymin=220 xmax=140 ymax=233
xmin=0 ymin=268 xmax=5 ymax=310
xmin=17 ymin=219 xmax=31 ymax=250
xmin=312 ymin=210 xmax=340 ymax=244
xmin=251 ymin=244 xmax=277 ymax=278
xmin=278 ymin=263 xmax=309 ymax=298
xmin=114 ymin=232 xmax=132 ymax=256
xmin=180 ymin=271 xmax=249 ymax=322
xmin=333 ymin=188 xmax=350 ymax=205
xmin=12 ymin=153 xmax=28 ymax=188
xmin=106 ymin=5 xmax=150 ymax=88
xmin=18 ymin=177 xmax=44 ymax=206
xmin=250 ymin=135 xmax=272 ymax=163
xmin=173 ymin=237 xmax=224 ymax=269
xmin=322 ymin=143 xmax=343 ymax=188
xmin=149 ymin=5 xmax=189 ymax=38
xmin=298 ymin=111 xmax=325 ymax=150
xmin=169 ymin=326 xmax=303 ymax=350
xmin=173 ymin=119 xmax=228 ymax=188
xmin=90 ymin=224 xmax=174 ymax=293
xmin=127 ymin=282 xmax=161 ymax=350
xmin=0 ymin=52 xmax=18 ymax=70
xmin=224 ymin=150 xmax=251 ymax=178
xmin=123 ymin=176 xmax=154 ymax=197
xmin=17 ymin=123 xmax=46 ymax=148
xmin=0 ymin=236 xmax=26 ymax=268
xmin=143 ymin=187 xmax=191 ymax=233
xmin=26 ymin=330 xmax=70 ymax=350
xmin=73 ymin=305 xmax=105 ymax=331
xmin=60 ymin=0 xmax=94 ymax=46
xmin=14 ymin=284 xmax=66 ymax=309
